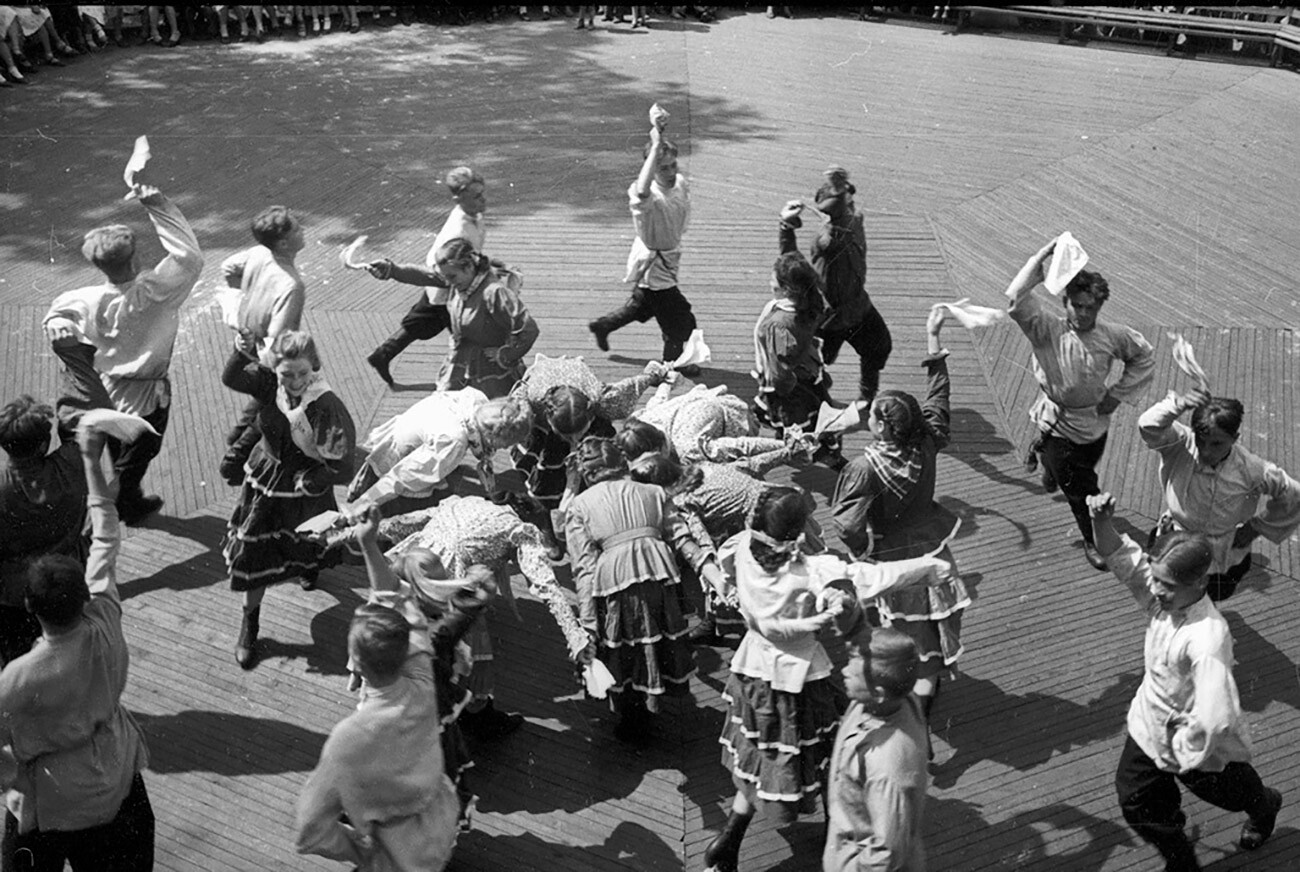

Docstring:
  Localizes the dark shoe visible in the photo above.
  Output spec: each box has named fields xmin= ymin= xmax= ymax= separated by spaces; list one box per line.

xmin=689 ymin=614 xmax=718 ymax=645
xmin=1240 ymin=788 xmax=1282 ymax=850
xmin=460 ymin=701 xmax=524 ymax=740
xmin=1083 ymin=541 xmax=1108 ymax=572
xmin=812 ymin=442 xmax=848 ymax=472
xmin=235 ymin=606 xmax=261 ymax=669
xmin=676 ymin=364 xmax=702 ymax=378
xmin=366 ymin=347 xmax=396 ymax=386
xmin=118 ymin=495 xmax=164 ymax=526
xmin=45 ymin=56 xmax=66 ymax=67
xmin=298 ymin=571 xmax=319 ymax=591
xmin=703 ymin=810 xmax=753 ymax=872
xmin=1040 ymin=465 xmax=1058 ymax=493
xmin=588 ymin=321 xmax=610 ymax=352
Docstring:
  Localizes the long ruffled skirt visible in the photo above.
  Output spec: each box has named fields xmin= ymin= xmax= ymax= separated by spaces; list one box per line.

xmin=595 ymin=578 xmax=695 ymax=713
xmin=718 ymin=673 xmax=844 ymax=821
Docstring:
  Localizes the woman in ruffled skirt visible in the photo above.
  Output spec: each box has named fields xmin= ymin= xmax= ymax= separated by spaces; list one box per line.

xmin=706 ymin=486 xmax=951 ymax=872
xmin=564 ymin=437 xmax=723 ymax=742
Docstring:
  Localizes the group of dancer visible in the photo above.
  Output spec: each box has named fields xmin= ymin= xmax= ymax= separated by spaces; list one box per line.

xmin=1 ymin=102 xmax=1297 ymax=872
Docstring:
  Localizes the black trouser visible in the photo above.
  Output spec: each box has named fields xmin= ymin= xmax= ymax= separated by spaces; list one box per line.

xmin=819 ymin=306 xmax=893 ymax=402
xmin=398 ymin=289 xmax=451 ymax=341
xmin=1115 ymin=736 xmax=1268 ymax=871
xmin=0 ymin=606 xmax=41 ymax=668
xmin=3 ymin=773 xmax=154 ymax=872
xmin=107 ymin=403 xmax=170 ymax=514
xmin=1038 ymin=431 xmax=1107 ymax=543
xmin=591 ymin=285 xmax=697 ymax=363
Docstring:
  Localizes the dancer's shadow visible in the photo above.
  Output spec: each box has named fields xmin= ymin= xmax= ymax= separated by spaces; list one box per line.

xmin=927 ymin=797 xmax=1133 ymax=872
xmin=259 ymin=580 xmax=364 ymax=677
xmin=119 ymin=515 xmax=230 ymax=600
xmin=939 ymin=494 xmax=1032 ymax=552
xmin=135 ymin=709 xmax=327 ymax=776
xmin=452 ymin=820 xmax=679 ymax=872
xmin=946 ymin=406 xmax=1044 ymax=496
xmin=1222 ymin=609 xmax=1300 ymax=713
xmin=931 ymin=672 xmax=1139 ymax=790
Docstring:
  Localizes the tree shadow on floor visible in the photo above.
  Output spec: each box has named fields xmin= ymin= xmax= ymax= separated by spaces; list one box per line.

xmin=4 ymin=23 xmax=773 ymax=269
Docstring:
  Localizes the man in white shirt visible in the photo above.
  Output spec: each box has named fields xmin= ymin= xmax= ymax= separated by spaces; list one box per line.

xmin=364 ymin=167 xmax=488 ymax=386
xmin=43 ymin=184 xmax=204 ymax=525
xmin=1089 ymin=493 xmax=1282 ymax=871
xmin=1004 ymin=240 xmax=1154 ymax=570
xmin=588 ymin=123 xmax=700 ymax=376
xmin=218 ymin=205 xmax=307 ymax=485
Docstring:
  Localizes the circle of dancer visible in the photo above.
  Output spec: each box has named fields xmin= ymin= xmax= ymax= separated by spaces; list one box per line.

xmin=2 ymin=98 xmax=1296 ymax=872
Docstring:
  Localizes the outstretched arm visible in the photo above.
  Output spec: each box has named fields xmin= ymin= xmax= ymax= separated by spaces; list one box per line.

xmin=79 ymin=420 xmax=121 ymax=603
xmin=632 ymin=125 xmax=664 ymax=201
xmin=132 ymin=185 xmax=204 ymax=303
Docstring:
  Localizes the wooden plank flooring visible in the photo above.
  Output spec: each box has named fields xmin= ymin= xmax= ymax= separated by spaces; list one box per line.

xmin=2 ymin=11 xmax=1299 ymax=872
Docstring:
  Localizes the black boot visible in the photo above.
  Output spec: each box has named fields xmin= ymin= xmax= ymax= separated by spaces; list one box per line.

xmin=459 ymin=700 xmax=524 ymax=740
xmin=366 ymin=328 xmax=415 ymax=386
xmin=235 ymin=605 xmax=260 ymax=670
xmin=689 ymin=612 xmax=719 ymax=644
xmin=703 ymin=810 xmax=753 ymax=872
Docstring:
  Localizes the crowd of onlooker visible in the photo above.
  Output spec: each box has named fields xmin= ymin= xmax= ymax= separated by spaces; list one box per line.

xmin=2 ymin=4 xmax=955 ymax=87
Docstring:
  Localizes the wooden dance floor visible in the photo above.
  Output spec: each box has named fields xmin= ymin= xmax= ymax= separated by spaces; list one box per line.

xmin=3 ymin=11 xmax=1299 ymax=871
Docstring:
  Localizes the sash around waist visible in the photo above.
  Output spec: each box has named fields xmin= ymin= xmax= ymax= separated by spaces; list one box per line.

xmin=601 ymin=526 xmax=662 ymax=549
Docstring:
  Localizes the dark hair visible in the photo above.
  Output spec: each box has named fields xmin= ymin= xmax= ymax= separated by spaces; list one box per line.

xmin=0 ymin=395 xmax=55 ymax=459
xmin=270 ymin=330 xmax=322 ymax=370
xmin=643 ymin=138 xmax=679 ymax=160
xmin=872 ymin=390 xmax=927 ymax=449
xmin=772 ymin=252 xmax=826 ymax=324
xmin=629 ymin=453 xmax=683 ymax=490
xmin=865 ymin=628 xmax=920 ymax=699
xmin=573 ymin=437 xmax=628 ymax=488
xmin=616 ymin=419 xmax=669 ymax=461
xmin=542 ymin=386 xmax=595 ymax=438
xmin=1191 ymin=397 xmax=1244 ymax=440
xmin=25 ymin=554 xmax=90 ymax=626
xmin=1149 ymin=530 xmax=1213 ymax=585
xmin=349 ymin=602 xmax=410 ymax=681
xmin=81 ymin=225 xmax=136 ymax=275
xmin=1064 ymin=269 xmax=1110 ymax=304
xmin=748 ymin=486 xmax=812 ymax=573
xmin=250 ymin=205 xmax=297 ymax=249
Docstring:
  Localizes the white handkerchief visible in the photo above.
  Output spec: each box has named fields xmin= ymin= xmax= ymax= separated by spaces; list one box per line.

xmin=814 ymin=402 xmax=861 ymax=436
xmin=80 ymin=408 xmax=159 ymax=444
xmin=584 ymin=660 xmax=617 ymax=699
xmin=216 ymin=288 xmax=243 ymax=330
xmin=1044 ymin=231 xmax=1089 ymax=296
xmin=296 ymin=510 xmax=342 ymax=534
xmin=1170 ymin=333 xmax=1210 ymax=391
xmin=672 ymin=329 xmax=711 ymax=368
xmin=123 ymin=135 xmax=151 ymax=189
xmin=649 ymin=103 xmax=669 ymax=129
xmin=933 ymin=299 xmax=1007 ymax=329
xmin=340 ymin=235 xmax=369 ymax=270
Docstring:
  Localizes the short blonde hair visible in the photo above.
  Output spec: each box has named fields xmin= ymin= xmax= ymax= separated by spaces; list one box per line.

xmin=270 ymin=330 xmax=322 ymax=370
xmin=476 ymin=397 xmax=533 ymax=449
